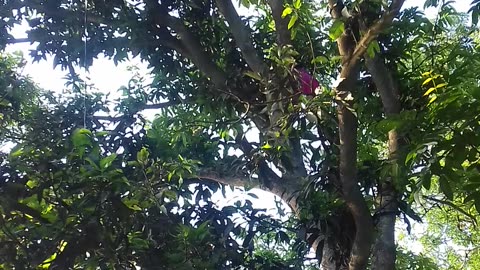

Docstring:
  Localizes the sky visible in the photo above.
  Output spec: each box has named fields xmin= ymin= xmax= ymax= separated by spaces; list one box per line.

xmin=4 ymin=0 xmax=472 ymax=95
xmin=2 ymin=0 xmax=474 ymax=256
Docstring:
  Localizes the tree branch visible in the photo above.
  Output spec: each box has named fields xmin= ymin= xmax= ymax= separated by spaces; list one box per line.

xmin=365 ymin=55 xmax=401 ymax=270
xmin=143 ymin=101 xmax=178 ymax=110
xmin=6 ymin=38 xmax=30 ymax=44
xmin=215 ymin=0 xmax=268 ymax=75
xmin=195 ymin=170 xmax=260 ymax=188
xmin=347 ymin=0 xmax=405 ymax=67
xmin=91 ymin=101 xmax=178 ymax=122
xmin=365 ymin=56 xmax=400 ymax=115
xmin=329 ymin=1 xmax=374 ymax=269
xmin=153 ymin=33 xmax=192 ymax=59
xmin=164 ymin=17 xmax=228 ymax=87
xmin=267 ymin=0 xmax=291 ymax=46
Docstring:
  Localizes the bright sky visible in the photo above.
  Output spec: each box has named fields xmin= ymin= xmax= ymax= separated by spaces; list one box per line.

xmin=2 ymin=0 xmax=473 ymax=256
xmin=4 ymin=0 xmax=471 ymax=95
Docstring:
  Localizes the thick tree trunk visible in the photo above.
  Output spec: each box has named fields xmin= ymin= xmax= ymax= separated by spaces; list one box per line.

xmin=328 ymin=1 xmax=375 ymax=269
xmin=372 ymin=180 xmax=398 ymax=270
xmin=365 ymin=56 xmax=402 ymax=270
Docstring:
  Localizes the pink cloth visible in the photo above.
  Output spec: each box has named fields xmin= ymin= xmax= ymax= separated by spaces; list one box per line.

xmin=297 ymin=68 xmax=319 ymax=95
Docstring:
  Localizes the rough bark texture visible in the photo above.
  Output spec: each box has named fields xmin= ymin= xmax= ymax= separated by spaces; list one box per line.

xmin=366 ymin=54 xmax=402 ymax=270
xmin=329 ymin=1 xmax=374 ymax=268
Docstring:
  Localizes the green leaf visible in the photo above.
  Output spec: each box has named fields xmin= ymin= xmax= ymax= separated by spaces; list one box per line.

xmin=405 ymin=151 xmax=417 ymax=165
xmin=72 ymin=128 xmax=93 ymax=155
xmin=439 ymin=175 xmax=454 ymax=200
xmin=261 ymin=143 xmax=273 ymax=150
xmin=137 ymin=147 xmax=149 ymax=164
xmin=84 ymin=157 xmax=100 ymax=170
xmin=422 ymin=77 xmax=433 ymax=86
xmin=329 ymin=20 xmax=345 ymax=40
xmin=123 ymin=199 xmax=142 ymax=211
xmin=421 ymin=71 xmax=432 ymax=77
xmin=293 ymin=0 xmax=302 ymax=9
xmin=291 ymin=27 xmax=298 ymax=39
xmin=128 ymin=232 xmax=150 ymax=250
xmin=10 ymin=147 xmax=24 ymax=157
xmin=244 ymin=71 xmax=262 ymax=81
xmin=376 ymin=118 xmax=403 ymax=133
xmin=288 ymin=13 xmax=298 ymax=29
xmin=311 ymin=56 xmax=328 ymax=64
xmin=422 ymin=173 xmax=432 ymax=190
xmin=282 ymin=7 xmax=293 ymax=18
xmin=26 ymin=179 xmax=38 ymax=189
xmin=472 ymin=9 xmax=479 ymax=25
xmin=100 ymin=154 xmax=117 ymax=170
xmin=423 ymin=87 xmax=436 ymax=96
xmin=277 ymin=231 xmax=290 ymax=243
xmin=366 ymin=40 xmax=381 ymax=58
xmin=435 ymin=82 xmax=447 ymax=89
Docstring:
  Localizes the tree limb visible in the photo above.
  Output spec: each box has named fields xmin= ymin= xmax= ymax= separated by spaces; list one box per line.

xmin=365 ymin=56 xmax=400 ymax=115
xmin=153 ymin=33 xmax=192 ymax=60
xmin=329 ymin=1 xmax=374 ymax=269
xmin=215 ymin=0 xmax=268 ymax=75
xmin=165 ymin=17 xmax=227 ymax=87
xmin=6 ymin=38 xmax=30 ymax=44
xmin=195 ymin=170 xmax=260 ymax=188
xmin=365 ymin=55 xmax=401 ymax=270
xmin=347 ymin=0 xmax=405 ymax=68
xmin=194 ymin=163 xmax=303 ymax=214
xmin=424 ymin=196 xmax=478 ymax=223
xmin=267 ymin=0 xmax=291 ymax=46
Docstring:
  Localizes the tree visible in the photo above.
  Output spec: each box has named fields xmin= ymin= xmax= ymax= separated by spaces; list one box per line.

xmin=1 ymin=0 xmax=480 ymax=269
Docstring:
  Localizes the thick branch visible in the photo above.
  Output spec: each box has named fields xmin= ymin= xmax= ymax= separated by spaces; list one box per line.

xmin=195 ymin=163 xmax=303 ymax=213
xmin=143 ymin=0 xmax=229 ymax=88
xmin=329 ymin=1 xmax=374 ymax=269
xmin=365 ymin=55 xmax=401 ymax=270
xmin=215 ymin=0 xmax=267 ymax=75
xmin=348 ymin=0 xmax=405 ymax=67
xmin=267 ymin=0 xmax=291 ymax=46
xmin=365 ymin=56 xmax=400 ymax=115
xmin=195 ymin=170 xmax=260 ymax=188
xmin=162 ymin=16 xmax=228 ymax=87
xmin=6 ymin=38 xmax=29 ymax=44
xmin=238 ymin=137 xmax=305 ymax=211
xmin=154 ymin=34 xmax=192 ymax=59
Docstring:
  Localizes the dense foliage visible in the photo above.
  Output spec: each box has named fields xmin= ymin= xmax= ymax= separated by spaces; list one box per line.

xmin=1 ymin=0 xmax=480 ymax=269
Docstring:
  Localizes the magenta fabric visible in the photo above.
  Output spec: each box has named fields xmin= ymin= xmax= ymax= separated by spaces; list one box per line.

xmin=297 ymin=68 xmax=319 ymax=95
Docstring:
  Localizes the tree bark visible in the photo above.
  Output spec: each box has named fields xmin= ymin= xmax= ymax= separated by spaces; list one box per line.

xmin=267 ymin=0 xmax=292 ymax=46
xmin=326 ymin=1 xmax=405 ymax=268
xmin=365 ymin=55 xmax=402 ymax=270
xmin=328 ymin=1 xmax=374 ymax=268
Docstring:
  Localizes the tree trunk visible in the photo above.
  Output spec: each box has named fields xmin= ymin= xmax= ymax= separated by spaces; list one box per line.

xmin=365 ymin=55 xmax=402 ymax=270
xmin=328 ymin=1 xmax=375 ymax=269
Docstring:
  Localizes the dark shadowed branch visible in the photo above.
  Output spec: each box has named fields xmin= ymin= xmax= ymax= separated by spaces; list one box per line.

xmin=215 ymin=0 xmax=268 ymax=75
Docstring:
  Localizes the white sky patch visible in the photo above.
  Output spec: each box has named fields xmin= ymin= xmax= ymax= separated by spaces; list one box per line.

xmin=6 ymin=22 xmax=151 ymax=96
